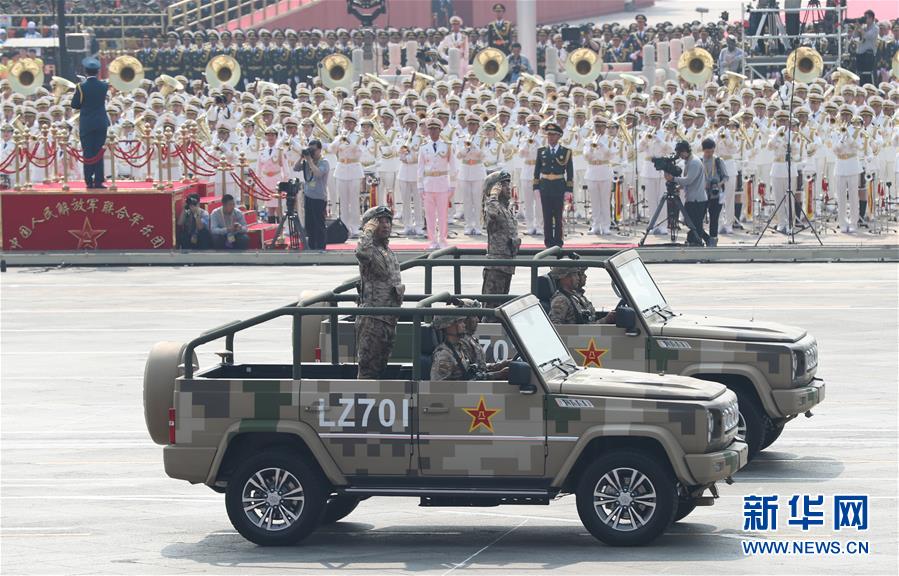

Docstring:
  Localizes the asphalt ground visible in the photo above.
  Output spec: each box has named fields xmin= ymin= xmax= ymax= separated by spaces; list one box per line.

xmin=1 ymin=261 xmax=897 ymax=575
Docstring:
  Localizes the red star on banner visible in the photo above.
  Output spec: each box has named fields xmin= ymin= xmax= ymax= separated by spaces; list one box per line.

xmin=462 ymin=395 xmax=501 ymax=433
xmin=576 ymin=338 xmax=608 ymax=368
xmin=68 ymin=217 xmax=107 ymax=249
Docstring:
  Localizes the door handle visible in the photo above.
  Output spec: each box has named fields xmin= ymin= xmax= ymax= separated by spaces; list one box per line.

xmin=305 ymin=404 xmax=331 ymax=413
xmin=423 ymin=404 xmax=448 ymax=414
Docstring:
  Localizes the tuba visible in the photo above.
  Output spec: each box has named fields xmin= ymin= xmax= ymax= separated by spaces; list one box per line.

xmin=410 ymin=71 xmax=435 ymax=92
xmin=9 ymin=58 xmax=44 ymax=96
xmin=832 ymin=67 xmax=860 ymax=89
xmin=205 ymin=55 xmax=241 ymax=90
xmin=620 ymin=73 xmax=645 ymax=96
xmin=892 ymin=50 xmax=899 ymax=80
xmin=565 ymin=48 xmax=601 ymax=86
xmin=157 ymin=74 xmax=184 ymax=98
xmin=785 ymin=47 xmax=823 ymax=83
xmin=50 ymin=76 xmax=76 ymax=103
xmin=472 ymin=47 xmax=508 ymax=85
xmin=318 ymin=53 xmax=353 ymax=89
xmin=518 ymin=72 xmax=544 ymax=92
xmin=108 ymin=55 xmax=144 ymax=93
xmin=722 ymin=70 xmax=747 ymax=95
xmin=309 ymin=111 xmax=335 ymax=141
xmin=677 ymin=48 xmax=714 ymax=86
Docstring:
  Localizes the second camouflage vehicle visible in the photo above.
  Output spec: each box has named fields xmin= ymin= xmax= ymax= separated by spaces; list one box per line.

xmin=145 ymin=293 xmax=747 ymax=547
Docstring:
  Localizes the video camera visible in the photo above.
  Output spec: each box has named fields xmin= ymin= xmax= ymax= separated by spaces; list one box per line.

xmin=651 ymin=155 xmax=683 ymax=178
xmin=278 ymin=179 xmax=301 ymax=215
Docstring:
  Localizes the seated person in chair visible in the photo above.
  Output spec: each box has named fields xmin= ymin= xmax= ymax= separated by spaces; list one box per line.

xmin=549 ymin=266 xmax=617 ymax=325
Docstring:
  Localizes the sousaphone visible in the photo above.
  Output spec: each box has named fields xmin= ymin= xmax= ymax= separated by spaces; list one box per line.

xmin=565 ymin=48 xmax=601 ymax=85
xmin=9 ymin=58 xmax=44 ymax=96
xmin=677 ymin=48 xmax=714 ymax=86
xmin=472 ymin=47 xmax=508 ymax=85
xmin=205 ymin=54 xmax=241 ymax=89
xmin=108 ymin=55 xmax=144 ymax=93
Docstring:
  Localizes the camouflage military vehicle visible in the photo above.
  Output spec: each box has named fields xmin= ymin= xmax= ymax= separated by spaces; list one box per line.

xmin=145 ymin=293 xmax=747 ymax=547
xmin=301 ymin=247 xmax=824 ymax=459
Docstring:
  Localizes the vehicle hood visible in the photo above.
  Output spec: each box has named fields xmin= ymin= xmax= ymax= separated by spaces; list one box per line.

xmin=655 ymin=314 xmax=806 ymax=343
xmin=559 ymin=367 xmax=726 ymax=401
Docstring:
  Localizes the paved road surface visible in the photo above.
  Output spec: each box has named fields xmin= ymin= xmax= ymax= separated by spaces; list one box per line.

xmin=1 ymin=261 xmax=896 ymax=575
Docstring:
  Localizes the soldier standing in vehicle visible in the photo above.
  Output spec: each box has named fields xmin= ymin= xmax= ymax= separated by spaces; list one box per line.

xmin=355 ymin=206 xmax=404 ymax=379
xmin=549 ymin=267 xmax=616 ymax=325
xmin=482 ymin=170 xmax=520 ymax=301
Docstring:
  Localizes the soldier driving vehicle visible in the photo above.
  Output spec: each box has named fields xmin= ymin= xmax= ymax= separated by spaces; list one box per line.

xmin=144 ymin=292 xmax=747 ymax=548
xmin=308 ymin=248 xmax=824 ymax=459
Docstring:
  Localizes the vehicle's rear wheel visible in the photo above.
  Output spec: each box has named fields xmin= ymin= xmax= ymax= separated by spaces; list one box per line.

xmin=576 ymin=451 xmax=677 ymax=546
xmin=761 ymin=421 xmax=786 ymax=450
xmin=321 ymin=495 xmax=361 ymax=524
xmin=734 ymin=388 xmax=769 ymax=460
xmin=225 ymin=449 xmax=327 ymax=546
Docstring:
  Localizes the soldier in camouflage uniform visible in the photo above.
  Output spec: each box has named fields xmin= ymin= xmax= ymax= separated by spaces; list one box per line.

xmin=430 ymin=315 xmax=472 ymax=381
xmin=456 ymin=298 xmax=511 ymax=378
xmin=355 ymin=206 xmax=404 ymax=379
xmin=482 ymin=170 xmax=520 ymax=301
xmin=549 ymin=266 xmax=616 ymax=325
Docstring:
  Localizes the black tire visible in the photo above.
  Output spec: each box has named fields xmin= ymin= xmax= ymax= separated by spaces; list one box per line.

xmin=761 ymin=421 xmax=786 ymax=450
xmin=734 ymin=388 xmax=770 ymax=460
xmin=576 ymin=450 xmax=678 ymax=546
xmin=321 ymin=495 xmax=361 ymax=524
xmin=672 ymin=498 xmax=698 ymax=523
xmin=225 ymin=449 xmax=328 ymax=546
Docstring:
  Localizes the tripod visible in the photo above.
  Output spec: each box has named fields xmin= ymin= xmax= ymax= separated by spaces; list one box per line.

xmin=270 ymin=180 xmax=308 ymax=250
xmin=754 ymin=51 xmax=823 ymax=247
xmin=639 ymin=181 xmax=701 ymax=246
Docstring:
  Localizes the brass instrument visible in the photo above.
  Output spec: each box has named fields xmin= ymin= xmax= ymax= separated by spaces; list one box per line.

xmin=519 ymin=72 xmax=544 ymax=92
xmin=205 ymin=55 xmax=241 ymax=89
xmin=410 ymin=71 xmax=435 ymax=92
xmin=363 ymin=72 xmax=389 ymax=89
xmin=195 ymin=113 xmax=213 ymax=144
xmin=370 ymin=118 xmax=390 ymax=146
xmin=248 ymin=110 xmax=266 ymax=140
xmin=722 ymin=71 xmax=747 ymax=95
xmin=833 ymin=67 xmax=860 ymax=89
xmin=785 ymin=47 xmax=823 ymax=83
xmin=309 ymin=111 xmax=335 ymax=141
xmin=892 ymin=50 xmax=899 ymax=80
xmin=677 ymin=48 xmax=714 ymax=86
xmin=614 ymin=114 xmax=633 ymax=147
xmin=318 ymin=53 xmax=354 ymax=89
xmin=157 ymin=74 xmax=184 ymax=98
xmin=620 ymin=73 xmax=645 ymax=97
xmin=565 ymin=48 xmax=601 ymax=85
xmin=108 ymin=55 xmax=144 ymax=93
xmin=9 ymin=58 xmax=44 ymax=96
xmin=472 ymin=47 xmax=508 ymax=85
xmin=50 ymin=76 xmax=76 ymax=103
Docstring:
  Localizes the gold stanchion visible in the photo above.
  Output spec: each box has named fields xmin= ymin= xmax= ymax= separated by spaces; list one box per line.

xmin=154 ymin=133 xmax=165 ymax=191
xmin=22 ymin=131 xmax=33 ymax=190
xmin=143 ymin=121 xmax=155 ymax=183
xmin=164 ymin=127 xmax=173 ymax=188
xmin=238 ymin=152 xmax=252 ymax=211
xmin=189 ymin=124 xmax=199 ymax=183
xmin=52 ymin=126 xmax=62 ymax=184
xmin=39 ymin=125 xmax=52 ymax=185
xmin=13 ymin=130 xmax=23 ymax=190
xmin=107 ymin=133 xmax=118 ymax=192
xmin=60 ymin=126 xmax=70 ymax=192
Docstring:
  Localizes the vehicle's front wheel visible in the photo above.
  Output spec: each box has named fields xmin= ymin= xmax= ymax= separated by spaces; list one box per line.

xmin=672 ymin=498 xmax=698 ymax=523
xmin=761 ymin=420 xmax=786 ymax=450
xmin=576 ymin=451 xmax=677 ymax=546
xmin=734 ymin=388 xmax=770 ymax=459
xmin=320 ymin=495 xmax=361 ymax=524
xmin=225 ymin=449 xmax=327 ymax=546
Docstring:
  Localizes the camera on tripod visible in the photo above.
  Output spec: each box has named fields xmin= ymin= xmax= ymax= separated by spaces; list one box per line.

xmin=651 ymin=155 xmax=683 ymax=179
xmin=278 ymin=179 xmax=301 ymax=214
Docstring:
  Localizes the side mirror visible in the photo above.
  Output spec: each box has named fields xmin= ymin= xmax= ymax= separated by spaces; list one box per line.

xmin=615 ymin=307 xmax=639 ymax=335
xmin=508 ymin=361 xmax=532 ymax=388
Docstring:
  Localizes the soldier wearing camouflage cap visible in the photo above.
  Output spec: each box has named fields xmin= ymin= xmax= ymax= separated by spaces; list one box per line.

xmin=549 ymin=265 xmax=615 ymax=325
xmin=454 ymin=298 xmax=512 ymax=379
xmin=355 ymin=206 xmax=404 ymax=379
xmin=482 ymin=170 xmax=520 ymax=302
xmin=429 ymin=314 xmax=472 ymax=381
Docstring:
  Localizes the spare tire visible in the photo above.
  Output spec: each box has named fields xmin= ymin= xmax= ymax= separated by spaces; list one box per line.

xmin=299 ymin=290 xmax=326 ymax=363
xmin=143 ymin=341 xmax=197 ymax=445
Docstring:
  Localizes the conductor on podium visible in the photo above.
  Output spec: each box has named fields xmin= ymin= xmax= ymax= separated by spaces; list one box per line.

xmin=70 ymin=57 xmax=110 ymax=189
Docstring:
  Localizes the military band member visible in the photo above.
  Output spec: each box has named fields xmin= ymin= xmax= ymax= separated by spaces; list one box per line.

xmin=256 ymin=126 xmax=288 ymax=221
xmin=518 ymin=114 xmax=544 ymax=235
xmin=482 ymin=170 xmax=520 ymax=299
xmin=584 ymin=115 xmax=613 ymax=235
xmin=331 ymin=113 xmax=364 ymax=234
xmin=534 ymin=122 xmax=574 ymax=248
xmin=455 ymin=116 xmax=487 ymax=235
xmin=418 ymin=117 xmax=456 ymax=249
xmin=437 ymin=16 xmax=470 ymax=76
xmin=356 ymin=206 xmax=404 ymax=380
xmin=397 ymin=116 xmax=424 ymax=236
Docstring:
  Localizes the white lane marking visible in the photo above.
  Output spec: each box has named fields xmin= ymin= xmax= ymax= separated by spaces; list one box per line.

xmin=441 ymin=519 xmax=528 ymax=576
xmin=0 ymin=495 xmax=220 ymax=501
xmin=0 ymin=533 xmax=93 ymax=537
xmin=1 ymin=431 xmax=149 ymax=434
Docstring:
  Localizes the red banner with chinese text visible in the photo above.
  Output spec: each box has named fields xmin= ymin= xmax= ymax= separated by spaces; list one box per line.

xmin=1 ymin=190 xmax=176 ymax=250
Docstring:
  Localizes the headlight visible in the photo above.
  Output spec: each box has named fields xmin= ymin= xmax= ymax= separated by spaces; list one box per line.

xmin=792 ymin=349 xmax=805 ymax=379
xmin=707 ymin=411 xmax=715 ymax=444
xmin=805 ymin=342 xmax=818 ymax=372
xmin=722 ymin=402 xmax=739 ymax=432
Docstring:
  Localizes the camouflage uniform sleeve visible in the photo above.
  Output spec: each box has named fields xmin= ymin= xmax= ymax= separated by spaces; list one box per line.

xmin=354 ymin=224 xmax=376 ymax=266
xmin=549 ymin=292 xmax=575 ymax=324
xmin=430 ymin=345 xmax=461 ymax=381
xmin=484 ymin=195 xmax=500 ymax=225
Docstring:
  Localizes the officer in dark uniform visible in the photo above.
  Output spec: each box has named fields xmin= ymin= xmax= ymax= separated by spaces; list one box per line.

xmin=193 ymin=30 xmax=212 ymax=81
xmin=533 ymin=122 xmax=573 ymax=248
xmin=161 ymin=31 xmax=183 ymax=77
xmin=70 ymin=57 xmax=110 ymax=189
xmin=270 ymin=29 xmax=290 ymax=86
xmin=487 ymin=3 xmax=513 ymax=54
xmin=259 ymin=28 xmax=275 ymax=83
xmin=235 ymin=29 xmax=252 ymax=86
xmin=246 ymin=29 xmax=265 ymax=84
xmin=136 ymin=36 xmax=158 ymax=81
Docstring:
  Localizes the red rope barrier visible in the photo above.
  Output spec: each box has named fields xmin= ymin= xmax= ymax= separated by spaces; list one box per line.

xmin=230 ymin=170 xmax=273 ymax=201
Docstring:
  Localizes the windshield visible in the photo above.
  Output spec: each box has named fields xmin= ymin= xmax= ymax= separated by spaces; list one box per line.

xmin=509 ymin=304 xmax=573 ymax=372
xmin=615 ymin=258 xmax=668 ymax=316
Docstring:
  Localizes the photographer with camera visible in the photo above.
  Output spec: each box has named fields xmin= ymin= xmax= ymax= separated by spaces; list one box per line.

xmin=210 ymin=194 xmax=249 ymax=250
xmin=700 ymin=138 xmax=729 ymax=247
xmin=177 ymin=193 xmax=212 ymax=250
xmin=664 ymin=141 xmax=709 ymax=247
xmin=854 ymin=9 xmax=879 ymax=85
xmin=505 ymin=42 xmax=532 ymax=83
xmin=293 ymin=139 xmax=329 ymax=250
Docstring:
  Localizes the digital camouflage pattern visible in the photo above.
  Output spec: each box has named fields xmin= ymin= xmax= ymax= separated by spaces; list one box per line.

xmin=355 ymin=316 xmax=396 ymax=380
xmin=483 ymin=187 xmax=520 ymax=276
xmin=549 ymin=288 xmax=595 ymax=325
xmin=430 ymin=340 xmax=471 ymax=381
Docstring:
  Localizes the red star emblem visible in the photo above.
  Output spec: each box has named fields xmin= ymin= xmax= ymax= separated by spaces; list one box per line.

xmin=68 ymin=217 xmax=107 ymax=249
xmin=575 ymin=338 xmax=608 ymax=368
xmin=462 ymin=395 xmax=501 ymax=433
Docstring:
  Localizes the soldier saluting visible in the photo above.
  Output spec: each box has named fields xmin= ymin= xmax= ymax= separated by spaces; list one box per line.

xmin=482 ymin=170 xmax=520 ymax=301
xmin=533 ymin=122 xmax=574 ymax=248
xmin=355 ymin=206 xmax=404 ymax=379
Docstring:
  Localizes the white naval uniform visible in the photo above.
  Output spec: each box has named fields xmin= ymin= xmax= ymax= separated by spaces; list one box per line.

xmin=714 ymin=126 xmax=739 ymax=233
xmin=256 ymin=143 xmax=287 ymax=211
xmin=397 ymin=130 xmax=423 ymax=235
xmin=331 ymin=131 xmax=365 ymax=233
xmin=518 ymin=129 xmax=543 ymax=233
xmin=638 ymin=128 xmax=669 ymax=232
xmin=455 ymin=134 xmax=487 ymax=234
xmin=831 ymin=129 xmax=863 ymax=232
xmin=583 ymin=132 xmax=614 ymax=235
xmin=767 ymin=127 xmax=802 ymax=230
xmin=377 ymin=126 xmax=400 ymax=208
xmin=417 ymin=138 xmax=456 ymax=249
xmin=211 ymin=134 xmax=238 ymax=201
